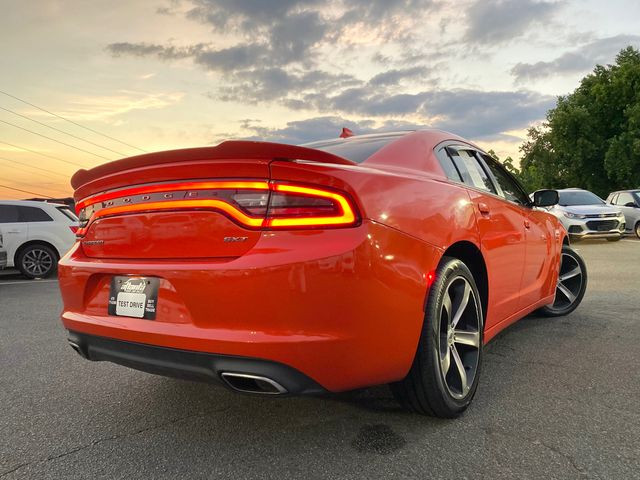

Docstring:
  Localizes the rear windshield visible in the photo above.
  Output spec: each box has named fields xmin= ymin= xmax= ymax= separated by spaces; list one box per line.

xmin=57 ymin=206 xmax=78 ymax=221
xmin=558 ymin=191 xmax=604 ymax=206
xmin=302 ymin=133 xmax=406 ymax=163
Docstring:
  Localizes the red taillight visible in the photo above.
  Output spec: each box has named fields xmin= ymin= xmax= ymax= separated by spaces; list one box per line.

xmin=69 ymin=225 xmax=79 ymax=234
xmin=75 ymin=180 xmax=359 ymax=237
xmin=266 ymin=184 xmax=357 ymax=228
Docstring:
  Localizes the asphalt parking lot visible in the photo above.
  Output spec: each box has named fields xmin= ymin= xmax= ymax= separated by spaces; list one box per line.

xmin=1 ymin=238 xmax=639 ymax=479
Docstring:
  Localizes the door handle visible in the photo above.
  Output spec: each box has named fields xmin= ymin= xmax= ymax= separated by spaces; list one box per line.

xmin=524 ymin=219 xmax=531 ymax=229
xmin=478 ymin=202 xmax=490 ymax=215
xmin=6 ymin=230 xmax=21 ymax=234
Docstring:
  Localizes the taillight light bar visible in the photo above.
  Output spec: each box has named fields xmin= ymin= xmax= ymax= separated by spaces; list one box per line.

xmin=75 ymin=180 xmax=359 ymax=237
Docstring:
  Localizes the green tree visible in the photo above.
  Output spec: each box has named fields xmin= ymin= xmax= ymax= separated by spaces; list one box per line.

xmin=487 ymin=149 xmax=520 ymax=177
xmin=519 ymin=46 xmax=640 ymax=197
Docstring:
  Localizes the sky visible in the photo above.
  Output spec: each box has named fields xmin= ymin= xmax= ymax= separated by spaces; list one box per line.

xmin=1 ymin=0 xmax=639 ymax=199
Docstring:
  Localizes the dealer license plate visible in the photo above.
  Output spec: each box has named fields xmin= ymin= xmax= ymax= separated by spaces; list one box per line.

xmin=108 ymin=276 xmax=159 ymax=319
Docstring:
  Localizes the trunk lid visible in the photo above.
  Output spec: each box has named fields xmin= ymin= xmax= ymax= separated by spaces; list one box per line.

xmin=73 ymin=141 xmax=354 ymax=260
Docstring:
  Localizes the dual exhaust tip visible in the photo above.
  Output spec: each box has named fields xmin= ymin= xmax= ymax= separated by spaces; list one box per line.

xmin=67 ymin=340 xmax=287 ymax=395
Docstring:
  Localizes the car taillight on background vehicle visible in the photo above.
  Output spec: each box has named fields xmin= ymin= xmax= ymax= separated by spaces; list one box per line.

xmin=74 ymin=180 xmax=359 ymax=237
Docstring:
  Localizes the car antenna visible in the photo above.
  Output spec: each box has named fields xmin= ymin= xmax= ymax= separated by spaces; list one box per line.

xmin=340 ymin=127 xmax=354 ymax=138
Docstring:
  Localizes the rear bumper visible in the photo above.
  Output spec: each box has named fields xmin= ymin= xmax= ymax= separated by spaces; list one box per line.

xmin=67 ymin=331 xmax=325 ymax=395
xmin=59 ymin=221 xmax=440 ymax=392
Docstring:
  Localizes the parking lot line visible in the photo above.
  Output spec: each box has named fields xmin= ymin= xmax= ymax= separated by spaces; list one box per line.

xmin=0 ymin=279 xmax=58 ymax=286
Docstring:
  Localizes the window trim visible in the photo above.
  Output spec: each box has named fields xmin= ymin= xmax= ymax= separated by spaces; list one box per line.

xmin=433 ymin=140 xmax=533 ymax=209
xmin=476 ymin=152 xmax=532 ymax=208
xmin=444 ymin=145 xmax=498 ymax=195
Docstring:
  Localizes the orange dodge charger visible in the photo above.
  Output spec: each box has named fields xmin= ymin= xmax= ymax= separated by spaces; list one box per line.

xmin=59 ymin=130 xmax=587 ymax=417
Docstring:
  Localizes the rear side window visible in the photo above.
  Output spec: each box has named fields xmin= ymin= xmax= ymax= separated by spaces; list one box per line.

xmin=0 ymin=205 xmax=20 ymax=223
xmin=435 ymin=147 xmax=462 ymax=181
xmin=18 ymin=206 xmax=53 ymax=222
xmin=447 ymin=148 xmax=496 ymax=194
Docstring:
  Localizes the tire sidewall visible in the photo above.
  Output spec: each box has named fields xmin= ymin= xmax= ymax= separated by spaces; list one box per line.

xmin=17 ymin=244 xmax=58 ymax=279
xmin=424 ymin=258 xmax=484 ymax=413
xmin=539 ymin=245 xmax=587 ymax=317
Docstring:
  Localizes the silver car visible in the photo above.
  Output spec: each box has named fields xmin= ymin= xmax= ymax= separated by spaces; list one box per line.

xmin=543 ymin=188 xmax=625 ymax=242
xmin=606 ymin=189 xmax=640 ymax=238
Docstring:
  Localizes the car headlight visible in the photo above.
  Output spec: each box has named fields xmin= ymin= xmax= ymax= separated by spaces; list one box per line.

xmin=564 ymin=212 xmax=586 ymax=219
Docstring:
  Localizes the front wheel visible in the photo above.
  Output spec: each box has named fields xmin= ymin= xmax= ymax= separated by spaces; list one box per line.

xmin=391 ymin=257 xmax=483 ymax=418
xmin=537 ymin=245 xmax=587 ymax=317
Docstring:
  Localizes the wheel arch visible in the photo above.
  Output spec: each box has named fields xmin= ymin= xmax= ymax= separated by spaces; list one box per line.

xmin=439 ymin=241 xmax=488 ymax=321
xmin=14 ymin=240 xmax=61 ymax=266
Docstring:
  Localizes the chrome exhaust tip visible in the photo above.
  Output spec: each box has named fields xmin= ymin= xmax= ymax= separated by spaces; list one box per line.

xmin=220 ymin=372 xmax=288 ymax=395
xmin=68 ymin=340 xmax=87 ymax=359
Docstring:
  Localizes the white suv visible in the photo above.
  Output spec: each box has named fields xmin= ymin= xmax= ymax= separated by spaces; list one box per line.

xmin=0 ymin=200 xmax=78 ymax=278
xmin=0 ymin=231 xmax=7 ymax=270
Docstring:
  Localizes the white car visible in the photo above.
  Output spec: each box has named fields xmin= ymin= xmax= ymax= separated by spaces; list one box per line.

xmin=0 ymin=231 xmax=7 ymax=270
xmin=0 ymin=200 xmax=78 ymax=278
xmin=541 ymin=188 xmax=625 ymax=242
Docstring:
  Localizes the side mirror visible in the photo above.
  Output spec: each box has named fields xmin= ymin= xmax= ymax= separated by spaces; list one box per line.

xmin=532 ymin=189 xmax=559 ymax=207
xmin=624 ymin=202 xmax=637 ymax=208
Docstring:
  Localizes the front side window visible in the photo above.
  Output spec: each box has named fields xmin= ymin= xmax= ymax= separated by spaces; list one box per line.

xmin=480 ymin=154 xmax=530 ymax=206
xmin=615 ymin=192 xmax=636 ymax=206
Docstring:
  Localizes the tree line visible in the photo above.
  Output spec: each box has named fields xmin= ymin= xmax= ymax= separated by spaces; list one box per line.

xmin=496 ymin=46 xmax=640 ymax=198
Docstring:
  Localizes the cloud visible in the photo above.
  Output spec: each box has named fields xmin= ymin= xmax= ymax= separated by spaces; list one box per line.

xmin=107 ymin=42 xmax=206 ymax=60
xmin=464 ymin=0 xmax=562 ymax=45
xmin=368 ymin=67 xmax=430 ymax=86
xmin=57 ymin=91 xmax=185 ymax=121
xmin=186 ymin=0 xmax=323 ymax=30
xmin=511 ymin=34 xmax=640 ymax=81
xmin=194 ymin=44 xmax=269 ymax=71
xmin=236 ymin=115 xmax=422 ymax=144
xmin=420 ymin=89 xmax=555 ymax=137
xmin=236 ymin=87 xmax=553 ymax=142
xmin=105 ymin=1 xmax=555 ymax=141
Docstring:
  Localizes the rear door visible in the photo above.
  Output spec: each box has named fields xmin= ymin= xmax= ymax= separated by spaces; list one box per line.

xmin=0 ymin=204 xmax=27 ymax=265
xmin=439 ymin=146 xmax=527 ymax=329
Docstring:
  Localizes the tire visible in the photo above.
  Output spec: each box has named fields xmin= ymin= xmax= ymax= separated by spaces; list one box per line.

xmin=635 ymin=222 xmax=640 ymax=239
xmin=16 ymin=244 xmax=58 ymax=279
xmin=537 ymin=245 xmax=587 ymax=317
xmin=391 ymin=257 xmax=483 ymax=418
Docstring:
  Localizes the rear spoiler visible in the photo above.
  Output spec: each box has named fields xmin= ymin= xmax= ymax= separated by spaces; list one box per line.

xmin=71 ymin=141 xmax=355 ymax=190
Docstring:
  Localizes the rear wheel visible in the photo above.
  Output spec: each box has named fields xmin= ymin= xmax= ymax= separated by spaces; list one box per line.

xmin=537 ymin=245 xmax=587 ymax=317
xmin=391 ymin=257 xmax=483 ymax=418
xmin=17 ymin=244 xmax=58 ymax=279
